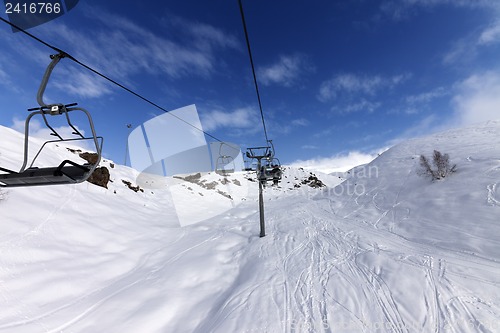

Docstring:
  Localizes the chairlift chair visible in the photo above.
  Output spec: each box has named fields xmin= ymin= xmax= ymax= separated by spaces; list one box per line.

xmin=0 ymin=53 xmax=102 ymax=188
xmin=216 ymin=155 xmax=235 ymax=175
xmin=263 ymin=157 xmax=282 ymax=184
xmin=215 ymin=142 xmax=235 ymax=175
xmin=245 ymin=141 xmax=282 ymax=185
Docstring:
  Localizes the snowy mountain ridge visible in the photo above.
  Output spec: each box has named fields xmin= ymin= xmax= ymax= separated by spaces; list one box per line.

xmin=0 ymin=121 xmax=499 ymax=332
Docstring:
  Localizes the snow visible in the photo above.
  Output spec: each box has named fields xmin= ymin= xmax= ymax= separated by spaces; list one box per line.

xmin=0 ymin=121 xmax=499 ymax=332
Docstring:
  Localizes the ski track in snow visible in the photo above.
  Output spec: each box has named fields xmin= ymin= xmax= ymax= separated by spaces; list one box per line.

xmin=0 ymin=185 xmax=78 ymax=332
xmin=0 ymin=185 xmax=76 ymax=249
xmin=324 ymin=197 xmax=499 ymax=333
xmin=188 ymin=189 xmax=499 ymax=333
xmin=2 ymin=177 xmax=499 ymax=333
xmin=39 ymin=194 xmax=500 ymax=332
xmin=0 ymin=227 xmax=226 ymax=332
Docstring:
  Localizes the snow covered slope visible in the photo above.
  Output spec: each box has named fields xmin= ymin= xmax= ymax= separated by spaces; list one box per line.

xmin=0 ymin=122 xmax=499 ymax=332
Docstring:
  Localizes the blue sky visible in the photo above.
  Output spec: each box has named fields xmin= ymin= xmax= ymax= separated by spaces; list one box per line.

xmin=1 ymin=0 xmax=500 ymax=173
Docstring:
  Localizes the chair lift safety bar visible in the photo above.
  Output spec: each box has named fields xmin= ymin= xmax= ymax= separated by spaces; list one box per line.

xmin=0 ymin=53 xmax=102 ymax=187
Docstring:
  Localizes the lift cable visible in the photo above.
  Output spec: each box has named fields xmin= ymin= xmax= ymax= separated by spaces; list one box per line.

xmin=0 ymin=17 xmax=230 ymax=146
xmin=238 ymin=0 xmax=270 ymax=145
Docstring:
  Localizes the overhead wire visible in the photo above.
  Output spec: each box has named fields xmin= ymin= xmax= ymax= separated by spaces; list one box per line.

xmin=0 ymin=16 xmax=228 ymax=145
xmin=238 ymin=0 xmax=270 ymax=145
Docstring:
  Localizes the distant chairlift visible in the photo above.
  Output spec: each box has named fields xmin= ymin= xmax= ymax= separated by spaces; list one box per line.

xmin=215 ymin=142 xmax=235 ymax=175
xmin=246 ymin=140 xmax=282 ymax=186
xmin=261 ymin=156 xmax=282 ymax=186
xmin=0 ymin=53 xmax=102 ymax=188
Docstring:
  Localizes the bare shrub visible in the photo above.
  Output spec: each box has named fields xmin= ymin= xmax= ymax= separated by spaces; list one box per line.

xmin=418 ymin=150 xmax=456 ymax=181
xmin=419 ymin=155 xmax=434 ymax=178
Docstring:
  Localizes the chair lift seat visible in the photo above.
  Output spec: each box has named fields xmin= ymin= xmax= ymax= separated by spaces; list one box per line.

xmin=0 ymin=160 xmax=91 ymax=187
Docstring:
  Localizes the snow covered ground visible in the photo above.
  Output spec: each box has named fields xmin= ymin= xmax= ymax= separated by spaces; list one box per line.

xmin=0 ymin=121 xmax=499 ymax=332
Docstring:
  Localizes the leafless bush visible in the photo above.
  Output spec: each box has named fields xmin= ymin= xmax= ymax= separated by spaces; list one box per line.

xmin=418 ymin=150 xmax=457 ymax=181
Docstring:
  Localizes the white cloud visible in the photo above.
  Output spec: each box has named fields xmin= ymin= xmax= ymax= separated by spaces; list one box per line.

xmin=257 ymin=54 xmax=313 ymax=87
xmin=332 ymin=99 xmax=381 ymax=114
xmin=0 ymin=67 xmax=8 ymax=82
xmin=399 ymin=87 xmax=448 ymax=114
xmin=478 ymin=21 xmax=500 ymax=45
xmin=11 ymin=118 xmax=28 ymax=134
xmin=452 ymin=71 xmax=500 ymax=126
xmin=26 ymin=6 xmax=239 ymax=99
xmin=291 ymin=118 xmax=309 ymax=127
xmin=11 ymin=117 xmax=94 ymax=151
xmin=387 ymin=70 xmax=500 ymax=144
xmin=444 ymin=23 xmax=500 ymax=65
xmin=0 ymin=56 xmax=21 ymax=93
xmin=318 ymin=73 xmax=410 ymax=102
xmin=381 ymin=0 xmax=498 ymax=20
xmin=290 ymin=150 xmax=385 ymax=174
xmin=12 ymin=117 xmax=86 ymax=139
xmin=201 ymin=107 xmax=256 ymax=131
xmin=169 ymin=17 xmax=240 ymax=51
xmin=53 ymin=69 xmax=113 ymax=98
xmin=267 ymin=117 xmax=310 ymax=136
xmin=439 ymin=4 xmax=500 ymax=64
xmin=405 ymin=87 xmax=447 ymax=104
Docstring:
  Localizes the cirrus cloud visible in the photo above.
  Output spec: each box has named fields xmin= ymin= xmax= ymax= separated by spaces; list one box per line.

xmin=478 ymin=21 xmax=500 ymax=45
xmin=257 ymin=54 xmax=314 ymax=87
xmin=12 ymin=4 xmax=241 ymax=99
xmin=318 ymin=73 xmax=411 ymax=102
xmin=380 ymin=0 xmax=499 ymax=20
xmin=201 ymin=107 xmax=257 ymax=132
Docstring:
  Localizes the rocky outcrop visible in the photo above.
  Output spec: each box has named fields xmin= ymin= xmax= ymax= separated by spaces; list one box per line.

xmin=77 ymin=152 xmax=109 ymax=188
xmin=87 ymin=167 xmax=110 ymax=189
xmin=122 ymin=180 xmax=144 ymax=193
xmin=292 ymin=173 xmax=326 ymax=189
xmin=303 ymin=175 xmax=326 ymax=188
xmin=79 ymin=152 xmax=99 ymax=165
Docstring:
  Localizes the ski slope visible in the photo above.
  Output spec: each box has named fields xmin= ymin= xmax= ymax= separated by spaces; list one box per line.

xmin=0 ymin=121 xmax=499 ymax=332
